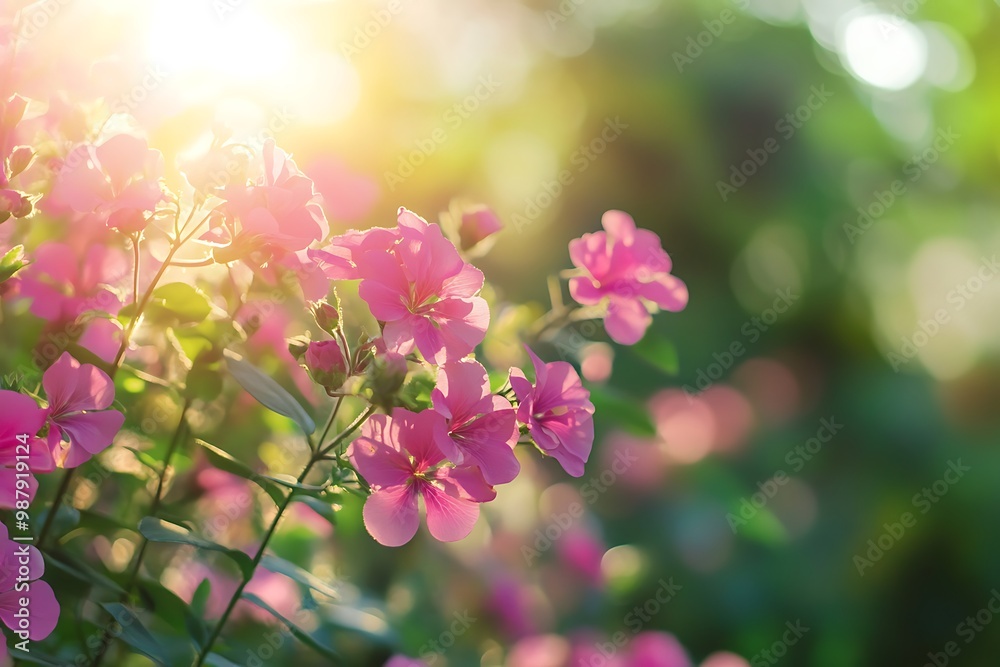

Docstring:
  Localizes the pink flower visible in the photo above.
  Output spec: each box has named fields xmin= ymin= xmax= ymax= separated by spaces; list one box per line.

xmin=569 ymin=210 xmax=688 ymax=345
xmin=53 ymin=134 xmax=165 ymax=233
xmin=628 ymin=632 xmax=692 ymax=667
xmin=430 ymin=359 xmax=519 ymax=485
xmin=0 ymin=390 xmax=53 ymax=508
xmin=17 ymin=241 xmax=127 ymax=322
xmin=385 ymin=656 xmax=430 ymax=667
xmin=356 ymin=208 xmax=489 ymax=364
xmin=510 ymin=347 xmax=594 ymax=477
xmin=42 ymin=352 xmax=125 ymax=468
xmin=209 ymin=140 xmax=329 ymax=264
xmin=0 ymin=523 xmax=60 ymax=642
xmin=348 ymin=409 xmax=495 ymax=546
xmin=0 ymin=95 xmax=27 ymax=175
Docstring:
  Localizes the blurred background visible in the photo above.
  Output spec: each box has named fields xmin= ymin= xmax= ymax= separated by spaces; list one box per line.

xmin=8 ymin=0 xmax=1000 ymax=665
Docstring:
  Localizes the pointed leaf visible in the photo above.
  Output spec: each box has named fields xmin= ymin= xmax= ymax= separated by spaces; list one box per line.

xmin=195 ymin=439 xmax=285 ymax=506
xmin=138 ymin=517 xmax=254 ymax=579
xmin=242 ymin=592 xmax=341 ymax=663
xmin=224 ymin=350 xmax=315 ymax=433
xmin=260 ymin=554 xmax=340 ymax=599
xmin=99 ymin=603 xmax=168 ymax=665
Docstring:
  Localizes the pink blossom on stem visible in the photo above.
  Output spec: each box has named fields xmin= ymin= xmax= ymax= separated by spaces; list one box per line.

xmin=52 ymin=134 xmax=165 ymax=233
xmin=42 ymin=352 xmax=125 ymax=468
xmin=355 ymin=208 xmax=489 ymax=363
xmin=348 ymin=409 xmax=495 ymax=546
xmin=430 ymin=359 xmax=519 ymax=485
xmin=569 ymin=210 xmax=688 ymax=345
xmin=510 ymin=347 xmax=594 ymax=477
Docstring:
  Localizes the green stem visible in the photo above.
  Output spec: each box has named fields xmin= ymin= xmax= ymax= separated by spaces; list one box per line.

xmin=36 ymin=468 xmax=74 ymax=548
xmin=124 ymin=397 xmax=191 ymax=590
xmin=194 ymin=403 xmax=374 ymax=666
xmin=193 ymin=458 xmax=316 ymax=667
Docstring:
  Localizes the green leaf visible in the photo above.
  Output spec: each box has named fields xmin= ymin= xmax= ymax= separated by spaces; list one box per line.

xmin=632 ymin=332 xmax=680 ymax=376
xmin=195 ymin=439 xmax=285 ymax=506
xmin=204 ymin=655 xmax=244 ymax=667
xmin=150 ymin=283 xmax=213 ymax=323
xmin=224 ymin=350 xmax=316 ymax=433
xmin=138 ymin=517 xmax=254 ymax=579
xmin=191 ymin=578 xmax=212 ymax=619
xmin=43 ymin=552 xmax=126 ymax=596
xmin=294 ymin=495 xmax=338 ymax=526
xmin=99 ymin=603 xmax=168 ymax=665
xmin=6 ymin=650 xmax=63 ymax=666
xmin=243 ymin=592 xmax=341 ymax=663
xmin=587 ymin=385 xmax=657 ymax=436
xmin=135 ymin=580 xmax=205 ymax=653
xmin=260 ymin=554 xmax=340 ymax=599
xmin=0 ymin=244 xmax=28 ymax=283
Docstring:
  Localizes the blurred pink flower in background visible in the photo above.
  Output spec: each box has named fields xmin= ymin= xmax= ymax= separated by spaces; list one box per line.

xmin=52 ymin=134 xmax=165 ymax=233
xmin=511 ymin=347 xmax=595 ymax=477
xmin=456 ymin=203 xmax=503 ymax=253
xmin=569 ymin=210 xmax=688 ymax=345
xmin=699 ymin=652 xmax=750 ymax=667
xmin=629 ymin=631 xmax=692 ymax=667
xmin=42 ymin=352 xmax=125 ymax=468
xmin=384 ymin=656 xmax=430 ymax=667
xmin=17 ymin=241 xmax=126 ymax=322
xmin=506 ymin=634 xmax=571 ymax=667
xmin=210 ymin=140 xmax=329 ymax=264
xmin=305 ymin=155 xmax=379 ymax=222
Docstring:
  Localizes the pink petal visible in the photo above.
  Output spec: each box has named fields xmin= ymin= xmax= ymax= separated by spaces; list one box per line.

xmin=421 ymin=482 xmax=480 ymax=542
xmin=0 ymin=579 xmax=59 ymax=640
xmin=431 ymin=360 xmax=490 ymax=424
xmin=0 ymin=468 xmax=36 ymax=509
xmin=363 ymin=485 xmax=420 ymax=547
xmin=349 ymin=414 xmax=413 ymax=488
xmin=638 ymin=274 xmax=689 ymax=312
xmin=52 ymin=409 xmax=125 ymax=462
xmin=358 ymin=251 xmax=411 ymax=321
xmin=568 ymin=276 xmax=605 ymax=305
xmin=603 ymin=297 xmax=652 ymax=345
xmin=95 ymin=134 xmax=151 ymax=193
xmin=43 ymin=353 xmax=116 ymax=413
xmin=601 ymin=209 xmax=637 ymax=244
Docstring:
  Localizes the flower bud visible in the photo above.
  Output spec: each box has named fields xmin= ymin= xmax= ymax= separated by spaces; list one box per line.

xmin=8 ymin=146 xmax=34 ymax=179
xmin=311 ymin=297 xmax=341 ymax=336
xmin=305 ymin=340 xmax=349 ymax=391
xmin=458 ymin=204 xmax=502 ymax=252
